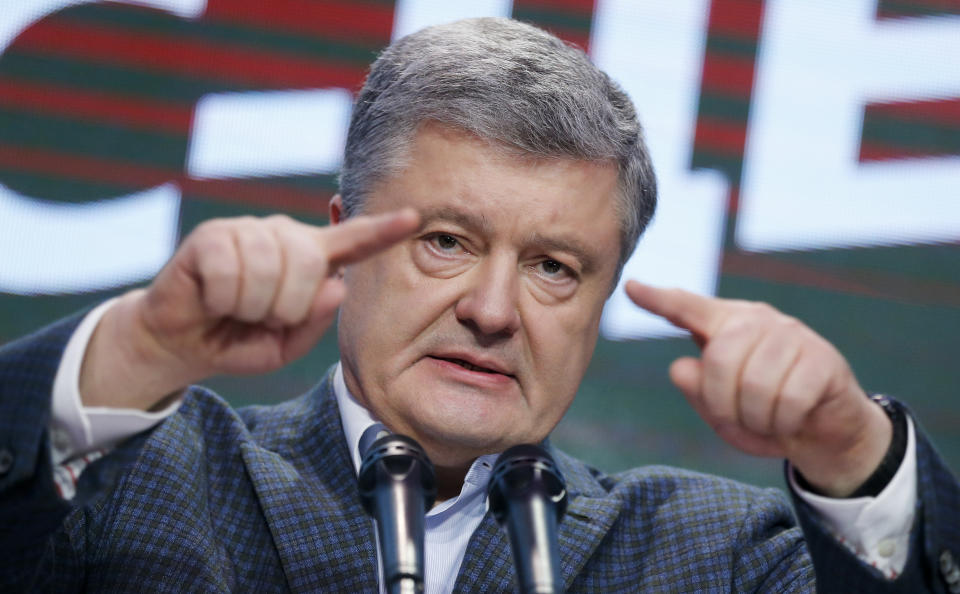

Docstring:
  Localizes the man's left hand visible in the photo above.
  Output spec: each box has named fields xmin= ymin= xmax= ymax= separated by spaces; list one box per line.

xmin=626 ymin=280 xmax=892 ymax=497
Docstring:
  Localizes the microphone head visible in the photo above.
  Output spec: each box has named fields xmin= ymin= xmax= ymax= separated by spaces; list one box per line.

xmin=358 ymin=433 xmax=437 ymax=514
xmin=487 ymin=444 xmax=568 ymax=525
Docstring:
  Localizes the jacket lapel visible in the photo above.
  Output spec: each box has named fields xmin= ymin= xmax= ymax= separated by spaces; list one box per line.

xmin=453 ymin=448 xmax=624 ymax=591
xmin=557 ymin=491 xmax=624 ymax=587
xmin=240 ymin=376 xmax=624 ymax=592
xmin=453 ymin=511 xmax=514 ymax=592
xmin=241 ymin=375 xmax=379 ymax=593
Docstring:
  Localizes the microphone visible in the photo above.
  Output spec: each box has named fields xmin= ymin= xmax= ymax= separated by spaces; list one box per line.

xmin=358 ymin=433 xmax=437 ymax=594
xmin=487 ymin=444 xmax=568 ymax=594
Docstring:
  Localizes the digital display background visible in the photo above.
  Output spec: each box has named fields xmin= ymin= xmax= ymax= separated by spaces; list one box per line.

xmin=1 ymin=0 xmax=957 ymax=488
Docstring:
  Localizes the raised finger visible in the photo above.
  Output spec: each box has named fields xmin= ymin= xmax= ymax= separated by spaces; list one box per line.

xmin=625 ymin=280 xmax=726 ymax=341
xmin=321 ymin=208 xmax=420 ymax=268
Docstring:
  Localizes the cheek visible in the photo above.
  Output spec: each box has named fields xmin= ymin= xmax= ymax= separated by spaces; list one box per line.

xmin=340 ymin=256 xmax=412 ymax=360
xmin=525 ymin=288 xmax=604 ymax=347
xmin=344 ymin=245 xmax=418 ymax=308
xmin=525 ymin=326 xmax=597 ymax=436
xmin=523 ymin=299 xmax=601 ymax=391
xmin=342 ymin=251 xmax=458 ymax=358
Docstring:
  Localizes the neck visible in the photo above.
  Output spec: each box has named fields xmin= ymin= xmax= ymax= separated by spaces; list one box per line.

xmin=433 ymin=462 xmax=472 ymax=503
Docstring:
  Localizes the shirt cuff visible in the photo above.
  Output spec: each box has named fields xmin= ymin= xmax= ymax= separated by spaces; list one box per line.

xmin=789 ymin=416 xmax=917 ymax=578
xmin=49 ymin=299 xmax=183 ymax=466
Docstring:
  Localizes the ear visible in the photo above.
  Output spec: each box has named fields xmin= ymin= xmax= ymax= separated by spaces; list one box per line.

xmin=328 ymin=195 xmax=347 ymax=279
xmin=329 ymin=194 xmax=344 ymax=225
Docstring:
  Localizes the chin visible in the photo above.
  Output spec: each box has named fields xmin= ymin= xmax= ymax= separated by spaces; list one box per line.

xmin=412 ymin=418 xmax=517 ymax=464
xmin=386 ymin=374 xmax=541 ymax=459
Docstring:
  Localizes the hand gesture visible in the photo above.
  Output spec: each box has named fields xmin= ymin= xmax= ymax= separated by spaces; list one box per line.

xmin=626 ymin=280 xmax=892 ymax=496
xmin=80 ymin=210 xmax=419 ymax=411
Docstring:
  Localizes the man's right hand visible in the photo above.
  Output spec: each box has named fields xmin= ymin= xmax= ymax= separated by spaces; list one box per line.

xmin=79 ymin=209 xmax=420 ymax=411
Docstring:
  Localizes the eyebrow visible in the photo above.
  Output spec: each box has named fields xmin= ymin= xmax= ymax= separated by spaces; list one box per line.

xmin=417 ymin=206 xmax=493 ymax=235
xmin=526 ymin=233 xmax=600 ymax=275
xmin=418 ymin=205 xmax=602 ymax=274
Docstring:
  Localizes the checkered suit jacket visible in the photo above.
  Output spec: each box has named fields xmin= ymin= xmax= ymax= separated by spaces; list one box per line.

xmin=1 ymin=313 xmax=958 ymax=592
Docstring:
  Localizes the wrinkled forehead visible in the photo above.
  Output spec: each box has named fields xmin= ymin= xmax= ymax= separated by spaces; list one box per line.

xmin=387 ymin=121 xmax=623 ymax=207
xmin=391 ymin=123 xmax=627 ymax=270
xmin=364 ymin=124 xmax=623 ymax=280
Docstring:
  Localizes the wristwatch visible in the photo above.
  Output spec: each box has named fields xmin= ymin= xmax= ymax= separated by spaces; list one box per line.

xmin=848 ymin=394 xmax=907 ymax=498
xmin=794 ymin=393 xmax=907 ymax=498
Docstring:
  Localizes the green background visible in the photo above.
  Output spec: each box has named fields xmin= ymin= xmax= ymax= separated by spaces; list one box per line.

xmin=0 ymin=0 xmax=957 ymax=491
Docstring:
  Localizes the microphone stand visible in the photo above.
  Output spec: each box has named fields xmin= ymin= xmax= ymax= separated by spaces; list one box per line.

xmin=487 ymin=444 xmax=568 ymax=594
xmin=358 ymin=433 xmax=437 ymax=594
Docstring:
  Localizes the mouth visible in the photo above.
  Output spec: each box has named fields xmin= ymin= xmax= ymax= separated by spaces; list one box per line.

xmin=427 ymin=355 xmax=514 ymax=378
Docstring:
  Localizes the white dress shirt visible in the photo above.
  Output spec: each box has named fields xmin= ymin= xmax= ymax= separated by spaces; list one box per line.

xmin=334 ymin=363 xmax=498 ymax=593
xmin=48 ymin=303 xmax=918 ymax=583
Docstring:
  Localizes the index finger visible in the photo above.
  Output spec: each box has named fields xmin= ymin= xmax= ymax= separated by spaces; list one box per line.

xmin=320 ymin=208 xmax=421 ymax=267
xmin=625 ymin=280 xmax=725 ymax=340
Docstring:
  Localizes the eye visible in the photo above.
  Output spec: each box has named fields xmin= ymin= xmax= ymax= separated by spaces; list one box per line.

xmin=534 ymin=259 xmax=573 ymax=280
xmin=425 ymin=233 xmax=465 ymax=255
xmin=413 ymin=232 xmax=473 ymax=277
xmin=435 ymin=234 xmax=458 ymax=250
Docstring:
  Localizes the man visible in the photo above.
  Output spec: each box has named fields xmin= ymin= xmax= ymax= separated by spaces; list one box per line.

xmin=1 ymin=17 xmax=957 ymax=592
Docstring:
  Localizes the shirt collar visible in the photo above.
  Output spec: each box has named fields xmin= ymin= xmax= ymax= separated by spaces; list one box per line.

xmin=333 ymin=362 xmax=382 ymax=475
xmin=332 ymin=361 xmax=500 ymax=501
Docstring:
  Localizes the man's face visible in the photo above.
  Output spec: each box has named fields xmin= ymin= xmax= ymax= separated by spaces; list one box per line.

xmin=336 ymin=123 xmax=622 ymax=467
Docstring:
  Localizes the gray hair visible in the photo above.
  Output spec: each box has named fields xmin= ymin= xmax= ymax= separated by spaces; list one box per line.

xmin=339 ymin=17 xmax=657 ymax=277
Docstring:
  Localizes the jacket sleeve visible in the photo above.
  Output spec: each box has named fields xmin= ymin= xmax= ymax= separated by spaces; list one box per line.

xmin=0 ymin=313 xmax=88 ymax=589
xmin=791 ymin=403 xmax=960 ymax=593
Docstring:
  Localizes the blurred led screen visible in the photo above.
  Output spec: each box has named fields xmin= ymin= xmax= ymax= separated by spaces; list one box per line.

xmin=1 ymin=0 xmax=957 ymax=487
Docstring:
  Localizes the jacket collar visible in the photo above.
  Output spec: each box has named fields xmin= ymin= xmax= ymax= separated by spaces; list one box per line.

xmin=453 ymin=445 xmax=623 ymax=591
xmin=242 ymin=368 xmax=621 ymax=592
xmin=240 ymin=369 xmax=379 ymax=592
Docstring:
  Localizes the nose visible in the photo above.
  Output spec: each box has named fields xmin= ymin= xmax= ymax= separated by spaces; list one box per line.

xmin=454 ymin=254 xmax=521 ymax=338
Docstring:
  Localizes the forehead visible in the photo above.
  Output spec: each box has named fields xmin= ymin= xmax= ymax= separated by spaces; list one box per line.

xmin=370 ymin=124 xmax=622 ymax=267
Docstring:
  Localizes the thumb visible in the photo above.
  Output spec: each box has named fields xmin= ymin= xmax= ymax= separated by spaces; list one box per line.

xmin=669 ymin=356 xmax=703 ymax=402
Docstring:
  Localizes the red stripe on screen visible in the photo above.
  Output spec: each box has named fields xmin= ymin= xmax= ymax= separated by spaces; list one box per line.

xmin=0 ymin=143 xmax=332 ymax=214
xmin=694 ymin=117 xmax=748 ymax=154
xmin=15 ymin=20 xmax=365 ymax=90
xmin=877 ymin=0 xmax=960 ymax=19
xmin=182 ymin=178 xmax=332 ymax=214
xmin=859 ymin=141 xmax=954 ymax=162
xmin=700 ymin=53 xmax=756 ymax=95
xmin=723 ymin=251 xmax=960 ymax=307
xmin=513 ymin=0 xmax=596 ymax=13
xmin=866 ymin=97 xmax=960 ymax=127
xmin=707 ymin=0 xmax=764 ymax=39
xmin=0 ymin=79 xmax=193 ymax=134
xmin=0 ymin=143 xmax=173 ymax=186
xmin=204 ymin=0 xmax=394 ymax=43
